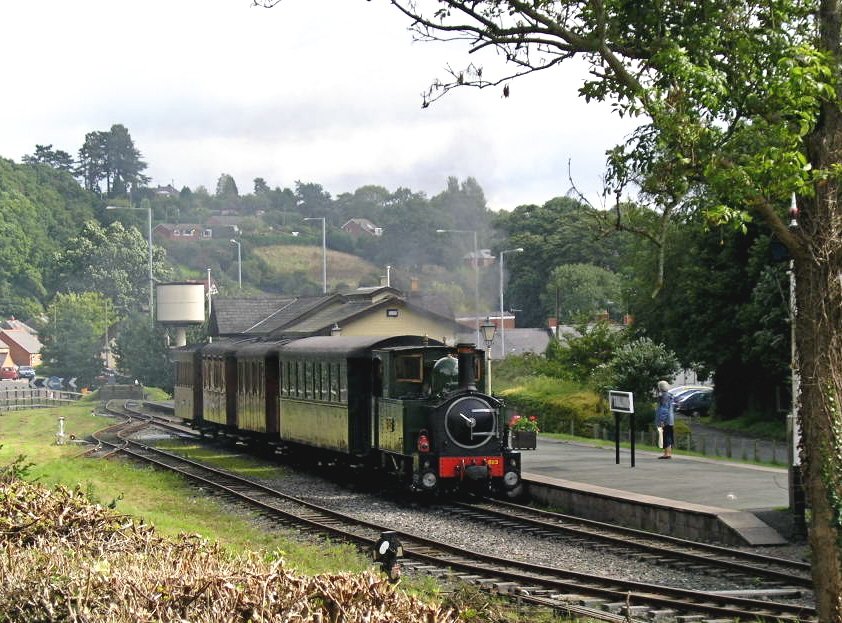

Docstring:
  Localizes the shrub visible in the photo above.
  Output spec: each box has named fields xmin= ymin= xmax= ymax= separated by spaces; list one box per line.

xmin=593 ymin=337 xmax=680 ymax=411
xmin=499 ymin=376 xmax=604 ymax=435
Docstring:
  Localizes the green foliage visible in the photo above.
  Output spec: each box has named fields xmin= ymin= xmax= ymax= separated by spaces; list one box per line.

xmin=111 ymin=312 xmax=174 ymax=392
xmin=38 ymin=291 xmax=112 ymax=387
xmin=494 ymin=197 xmax=635 ymax=327
xmin=51 ymin=220 xmax=169 ymax=314
xmin=215 ymin=173 xmax=239 ymax=199
xmin=547 ymin=321 xmax=628 ymax=383
xmin=593 ymin=337 xmax=680 ymax=415
xmin=499 ymin=376 xmax=604 ymax=435
xmin=0 ymin=157 xmax=97 ymax=316
xmin=543 ymin=263 xmax=622 ymax=323
xmin=77 ymin=124 xmax=149 ymax=197
xmin=627 ymin=224 xmax=789 ymax=419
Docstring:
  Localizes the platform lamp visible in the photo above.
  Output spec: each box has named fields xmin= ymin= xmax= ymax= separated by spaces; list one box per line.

xmin=480 ymin=317 xmax=497 ymax=394
xmin=499 ymin=247 xmax=523 ymax=357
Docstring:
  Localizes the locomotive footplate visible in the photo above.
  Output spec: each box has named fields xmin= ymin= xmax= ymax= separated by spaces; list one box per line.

xmin=439 ymin=456 xmax=504 ymax=479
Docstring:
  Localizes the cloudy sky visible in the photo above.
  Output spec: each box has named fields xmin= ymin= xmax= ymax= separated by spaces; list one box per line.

xmin=1 ymin=0 xmax=637 ymax=211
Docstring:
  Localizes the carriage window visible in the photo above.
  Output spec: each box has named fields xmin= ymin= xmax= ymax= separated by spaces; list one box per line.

xmin=320 ymin=363 xmax=328 ymax=401
xmin=330 ymin=363 xmax=339 ymax=401
xmin=339 ymin=361 xmax=347 ymax=403
xmin=278 ymin=361 xmax=285 ymax=396
xmin=395 ymin=355 xmax=423 ymax=383
xmin=303 ymin=362 xmax=312 ymax=399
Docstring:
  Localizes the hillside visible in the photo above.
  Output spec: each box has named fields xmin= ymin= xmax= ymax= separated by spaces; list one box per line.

xmin=253 ymin=244 xmax=383 ymax=290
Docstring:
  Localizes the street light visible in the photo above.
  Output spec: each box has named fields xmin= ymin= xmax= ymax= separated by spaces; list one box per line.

xmin=106 ymin=205 xmax=153 ymax=318
xmin=499 ymin=247 xmax=523 ymax=358
xmin=437 ymin=229 xmax=481 ymax=345
xmin=304 ymin=217 xmax=327 ymax=293
xmin=230 ymin=239 xmax=242 ymax=289
xmin=480 ymin=317 xmax=497 ymax=393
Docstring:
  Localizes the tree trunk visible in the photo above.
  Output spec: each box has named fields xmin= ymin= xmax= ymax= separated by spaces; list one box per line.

xmin=800 ymin=4 xmax=842 ymax=618
xmin=797 ymin=249 xmax=842 ymax=620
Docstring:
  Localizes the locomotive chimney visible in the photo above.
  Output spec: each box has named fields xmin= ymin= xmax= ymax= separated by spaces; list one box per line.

xmin=456 ymin=343 xmax=477 ymax=392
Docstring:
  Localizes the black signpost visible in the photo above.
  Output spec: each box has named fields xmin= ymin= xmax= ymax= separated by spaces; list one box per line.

xmin=608 ymin=390 xmax=635 ymax=467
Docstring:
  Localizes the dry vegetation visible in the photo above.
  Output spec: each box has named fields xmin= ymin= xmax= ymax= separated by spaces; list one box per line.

xmin=254 ymin=245 xmax=381 ymax=289
xmin=0 ymin=475 xmax=460 ymax=622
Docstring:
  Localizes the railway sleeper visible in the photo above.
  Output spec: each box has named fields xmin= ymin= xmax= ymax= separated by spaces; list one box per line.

xmin=603 ymin=602 xmax=649 ymax=616
xmin=561 ymin=595 xmax=610 ymax=609
xmin=514 ymin=586 xmax=552 ymax=596
xmin=648 ymin=608 xmax=680 ymax=621
xmin=491 ymin=582 xmax=520 ymax=594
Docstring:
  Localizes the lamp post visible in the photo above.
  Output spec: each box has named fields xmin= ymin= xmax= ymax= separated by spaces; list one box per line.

xmin=499 ymin=247 xmax=523 ymax=358
xmin=304 ymin=217 xmax=327 ymax=293
xmin=106 ymin=205 xmax=153 ymax=318
xmin=480 ymin=317 xmax=497 ymax=394
xmin=437 ymin=229 xmax=481 ymax=345
xmin=230 ymin=239 xmax=242 ymax=289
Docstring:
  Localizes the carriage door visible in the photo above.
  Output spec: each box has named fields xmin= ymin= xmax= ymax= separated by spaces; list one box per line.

xmin=347 ymin=356 xmax=374 ymax=455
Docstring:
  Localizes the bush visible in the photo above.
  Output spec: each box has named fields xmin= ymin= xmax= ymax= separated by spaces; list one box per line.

xmin=499 ymin=376 xmax=605 ymax=435
xmin=593 ymin=336 xmax=679 ymax=411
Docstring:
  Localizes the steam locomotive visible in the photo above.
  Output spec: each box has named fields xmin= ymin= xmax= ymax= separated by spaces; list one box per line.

xmin=172 ymin=335 xmax=522 ymax=496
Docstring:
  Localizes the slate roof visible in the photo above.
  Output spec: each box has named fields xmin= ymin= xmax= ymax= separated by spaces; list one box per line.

xmin=210 ymin=296 xmax=298 ymax=336
xmin=0 ymin=329 xmax=43 ymax=355
xmin=209 ymin=287 xmax=460 ymax=339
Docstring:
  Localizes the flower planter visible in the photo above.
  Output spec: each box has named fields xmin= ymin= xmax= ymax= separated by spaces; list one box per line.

xmin=510 ymin=430 xmax=537 ymax=450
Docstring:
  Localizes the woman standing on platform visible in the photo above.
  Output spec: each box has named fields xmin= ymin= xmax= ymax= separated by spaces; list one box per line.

xmin=655 ymin=380 xmax=674 ymax=459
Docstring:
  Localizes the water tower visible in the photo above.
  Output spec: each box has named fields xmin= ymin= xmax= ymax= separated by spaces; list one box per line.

xmin=156 ymin=282 xmax=205 ymax=347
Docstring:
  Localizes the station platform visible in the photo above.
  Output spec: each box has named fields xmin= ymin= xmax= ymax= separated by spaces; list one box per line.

xmin=520 ymin=437 xmax=793 ymax=546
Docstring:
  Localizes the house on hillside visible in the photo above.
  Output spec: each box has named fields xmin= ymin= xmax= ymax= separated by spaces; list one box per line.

xmin=154 ymin=224 xmax=212 ymax=241
xmin=463 ymin=249 xmax=496 ymax=268
xmin=153 ymin=184 xmax=179 ymax=197
xmin=341 ymin=218 xmax=382 ymax=237
xmin=0 ymin=326 xmax=42 ymax=366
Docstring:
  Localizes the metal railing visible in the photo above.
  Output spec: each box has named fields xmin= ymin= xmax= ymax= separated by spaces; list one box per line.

xmin=0 ymin=387 xmax=83 ymax=411
xmin=589 ymin=422 xmax=786 ymax=465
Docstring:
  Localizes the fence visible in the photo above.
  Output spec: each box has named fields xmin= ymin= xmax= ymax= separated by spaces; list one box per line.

xmin=0 ymin=387 xmax=83 ymax=411
xmin=587 ymin=422 xmax=787 ymax=465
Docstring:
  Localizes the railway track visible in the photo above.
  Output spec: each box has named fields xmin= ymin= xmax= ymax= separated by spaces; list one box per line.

xmin=87 ymin=406 xmax=816 ymax=622
xmin=439 ymin=498 xmax=813 ymax=589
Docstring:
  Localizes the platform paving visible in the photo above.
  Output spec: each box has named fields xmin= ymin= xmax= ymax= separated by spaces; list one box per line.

xmin=520 ymin=437 xmax=792 ymax=545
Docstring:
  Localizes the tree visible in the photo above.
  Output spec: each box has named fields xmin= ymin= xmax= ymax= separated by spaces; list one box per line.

xmin=22 ymin=144 xmax=74 ymax=173
xmin=253 ymin=177 xmax=270 ymax=194
xmin=111 ymin=312 xmax=173 ymax=391
xmin=51 ymin=220 xmax=169 ymax=314
xmin=216 ymin=173 xmax=239 ymax=200
xmin=38 ymin=292 xmax=111 ymax=388
xmin=494 ymin=197 xmax=632 ymax=326
xmin=543 ymin=263 xmax=621 ymax=324
xmin=594 ymin=337 xmax=681 ymax=417
xmin=293 ymin=1 xmax=841 ymax=613
xmin=105 ymin=124 xmax=149 ymax=198
xmin=546 ymin=320 xmax=627 ymax=383
xmin=76 ymin=125 xmax=148 ymax=197
xmin=0 ymin=157 xmax=97 ymax=317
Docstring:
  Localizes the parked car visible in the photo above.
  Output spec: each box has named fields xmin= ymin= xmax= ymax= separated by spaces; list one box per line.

xmin=17 ymin=365 xmax=36 ymax=380
xmin=674 ymin=388 xmax=714 ymax=417
xmin=0 ymin=366 xmax=19 ymax=380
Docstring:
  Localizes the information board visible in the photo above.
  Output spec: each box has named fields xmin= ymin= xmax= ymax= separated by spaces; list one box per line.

xmin=608 ymin=390 xmax=634 ymax=414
